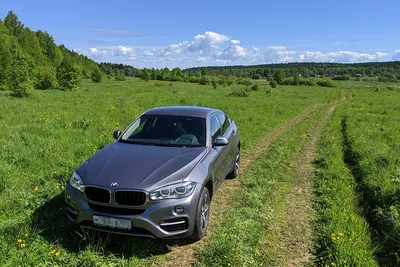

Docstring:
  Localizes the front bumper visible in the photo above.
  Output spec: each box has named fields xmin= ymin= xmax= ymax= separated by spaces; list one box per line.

xmin=65 ymin=183 xmax=201 ymax=239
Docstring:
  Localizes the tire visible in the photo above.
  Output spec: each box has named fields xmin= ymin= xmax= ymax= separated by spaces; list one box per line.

xmin=190 ymin=187 xmax=210 ymax=241
xmin=227 ymin=146 xmax=240 ymax=179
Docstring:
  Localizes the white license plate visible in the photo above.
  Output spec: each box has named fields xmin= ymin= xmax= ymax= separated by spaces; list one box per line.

xmin=93 ymin=215 xmax=131 ymax=230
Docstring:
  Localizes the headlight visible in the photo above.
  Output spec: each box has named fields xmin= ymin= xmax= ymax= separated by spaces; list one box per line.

xmin=150 ymin=182 xmax=196 ymax=200
xmin=70 ymin=172 xmax=85 ymax=193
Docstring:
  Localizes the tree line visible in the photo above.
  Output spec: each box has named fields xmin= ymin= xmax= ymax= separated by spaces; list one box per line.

xmin=183 ymin=62 xmax=400 ymax=82
xmin=0 ymin=11 xmax=101 ymax=97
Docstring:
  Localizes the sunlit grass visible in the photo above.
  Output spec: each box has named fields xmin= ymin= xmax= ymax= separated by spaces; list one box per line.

xmin=0 ymin=78 xmax=340 ymax=265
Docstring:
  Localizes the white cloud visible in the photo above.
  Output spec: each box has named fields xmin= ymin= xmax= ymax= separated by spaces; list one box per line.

xmin=74 ymin=31 xmax=391 ymax=68
xmin=393 ymin=50 xmax=400 ymax=61
xmin=297 ymin=51 xmax=388 ymax=63
xmin=188 ymin=31 xmax=230 ymax=53
xmin=262 ymin=46 xmax=297 ymax=63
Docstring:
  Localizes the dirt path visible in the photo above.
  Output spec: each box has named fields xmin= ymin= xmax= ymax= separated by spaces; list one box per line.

xmin=262 ymin=99 xmax=346 ymax=266
xmin=160 ymin=103 xmax=324 ymax=267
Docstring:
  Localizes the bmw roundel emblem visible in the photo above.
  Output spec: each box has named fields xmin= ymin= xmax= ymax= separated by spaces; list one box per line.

xmin=111 ymin=182 xmax=119 ymax=187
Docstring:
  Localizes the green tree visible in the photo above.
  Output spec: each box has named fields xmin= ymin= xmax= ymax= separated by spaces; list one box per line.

xmin=8 ymin=45 xmax=35 ymax=97
xmin=269 ymin=80 xmax=277 ymax=88
xmin=91 ymin=69 xmax=103 ymax=83
xmin=115 ymin=73 xmax=126 ymax=81
xmin=293 ymin=74 xmax=300 ymax=86
xmin=140 ymin=68 xmax=151 ymax=81
xmin=57 ymin=60 xmax=82 ymax=90
xmin=35 ymin=66 xmax=57 ymax=89
xmin=201 ymin=68 xmax=209 ymax=76
xmin=273 ymin=69 xmax=286 ymax=85
xmin=4 ymin=10 xmax=24 ymax=36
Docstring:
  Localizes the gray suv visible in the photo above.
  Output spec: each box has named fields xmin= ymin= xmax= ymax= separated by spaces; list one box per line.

xmin=65 ymin=106 xmax=240 ymax=240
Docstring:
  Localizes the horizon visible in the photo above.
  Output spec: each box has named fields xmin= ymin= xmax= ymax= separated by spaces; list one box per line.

xmin=1 ymin=0 xmax=399 ymax=69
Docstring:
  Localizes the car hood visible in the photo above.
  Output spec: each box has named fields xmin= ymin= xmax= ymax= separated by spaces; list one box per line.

xmin=77 ymin=141 xmax=207 ymax=191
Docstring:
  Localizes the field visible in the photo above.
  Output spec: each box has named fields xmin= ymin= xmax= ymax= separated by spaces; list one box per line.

xmin=0 ymin=78 xmax=399 ymax=266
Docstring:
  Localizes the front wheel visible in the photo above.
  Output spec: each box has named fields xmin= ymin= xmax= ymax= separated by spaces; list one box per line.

xmin=227 ymin=146 xmax=240 ymax=179
xmin=190 ymin=187 xmax=210 ymax=241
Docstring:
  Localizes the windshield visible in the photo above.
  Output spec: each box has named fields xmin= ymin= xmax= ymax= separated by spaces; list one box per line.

xmin=120 ymin=115 xmax=206 ymax=147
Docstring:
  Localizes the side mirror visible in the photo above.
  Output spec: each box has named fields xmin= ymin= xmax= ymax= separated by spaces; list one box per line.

xmin=113 ymin=130 xmax=122 ymax=139
xmin=212 ymin=136 xmax=229 ymax=147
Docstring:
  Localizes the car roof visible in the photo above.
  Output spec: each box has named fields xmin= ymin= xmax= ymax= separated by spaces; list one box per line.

xmin=144 ymin=106 xmax=221 ymax=118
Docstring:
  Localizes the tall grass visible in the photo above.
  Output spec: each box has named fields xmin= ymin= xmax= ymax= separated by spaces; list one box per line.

xmin=343 ymin=88 xmax=400 ymax=265
xmin=313 ymin=106 xmax=378 ymax=266
xmin=0 ymin=79 xmax=339 ymax=265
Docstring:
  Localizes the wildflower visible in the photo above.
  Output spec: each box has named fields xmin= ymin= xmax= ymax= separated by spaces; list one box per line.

xmin=34 ymin=186 xmax=39 ymax=191
xmin=338 ymin=232 xmax=344 ymax=236
xmin=18 ymin=239 xmax=22 ymax=243
xmin=20 ymin=243 xmax=26 ymax=248
xmin=344 ymin=260 xmax=347 ymax=264
xmin=238 ymin=230 xmax=241 ymax=232
xmin=24 ymin=233 xmax=28 ymax=238
xmin=56 ymin=186 xmax=60 ymax=189
xmin=61 ymin=186 xmax=65 ymax=190
xmin=332 ymin=237 xmax=337 ymax=241
xmin=55 ymin=252 xmax=61 ymax=256
xmin=50 ymin=250 xmax=56 ymax=255
xmin=331 ymin=233 xmax=336 ymax=236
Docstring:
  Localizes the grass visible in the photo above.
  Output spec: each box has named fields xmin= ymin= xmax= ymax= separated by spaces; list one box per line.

xmin=194 ymin=104 xmax=330 ymax=266
xmin=313 ymin=105 xmax=378 ymax=266
xmin=0 ymin=79 xmax=340 ymax=266
xmin=342 ymin=87 xmax=400 ymax=265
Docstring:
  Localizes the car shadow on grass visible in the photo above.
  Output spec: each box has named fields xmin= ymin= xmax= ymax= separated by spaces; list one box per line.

xmin=31 ymin=192 xmax=196 ymax=259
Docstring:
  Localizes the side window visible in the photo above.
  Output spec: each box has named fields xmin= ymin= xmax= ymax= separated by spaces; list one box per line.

xmin=210 ymin=114 xmax=221 ymax=141
xmin=217 ymin=112 xmax=230 ymax=135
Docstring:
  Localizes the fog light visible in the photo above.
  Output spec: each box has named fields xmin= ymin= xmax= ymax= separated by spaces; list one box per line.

xmin=174 ymin=206 xmax=184 ymax=214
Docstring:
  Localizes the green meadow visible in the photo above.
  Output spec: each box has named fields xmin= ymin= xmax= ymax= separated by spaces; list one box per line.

xmin=0 ymin=78 xmax=399 ymax=266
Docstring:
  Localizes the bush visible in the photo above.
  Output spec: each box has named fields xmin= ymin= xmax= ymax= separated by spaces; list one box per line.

xmin=211 ymin=80 xmax=217 ymax=89
xmin=237 ymin=78 xmax=253 ymax=86
xmin=169 ymin=83 xmax=173 ymax=86
xmin=115 ymin=73 xmax=126 ymax=81
xmin=253 ymin=74 xmax=262 ymax=79
xmin=316 ymin=79 xmax=335 ymax=87
xmin=299 ymin=79 xmax=317 ymax=86
xmin=91 ymin=69 xmax=103 ymax=83
xmin=154 ymin=82 xmax=163 ymax=87
xmin=332 ymin=75 xmax=350 ymax=80
xmin=11 ymin=80 xmax=35 ymax=97
xmin=189 ymin=76 xmax=200 ymax=83
xmin=199 ymin=76 xmax=211 ymax=85
xmin=228 ymin=90 xmax=249 ymax=98
xmin=0 ymin=84 xmax=9 ymax=91
xmin=269 ymin=80 xmax=277 ymax=88
xmin=266 ymin=88 xmax=272 ymax=95
xmin=57 ymin=61 xmax=82 ymax=91
xmin=251 ymin=83 xmax=259 ymax=91
xmin=35 ymin=66 xmax=57 ymax=89
xmin=107 ymin=75 xmax=112 ymax=79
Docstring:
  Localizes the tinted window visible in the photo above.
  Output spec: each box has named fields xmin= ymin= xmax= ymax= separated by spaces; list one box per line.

xmin=217 ymin=112 xmax=230 ymax=134
xmin=120 ymin=115 xmax=206 ymax=147
xmin=210 ymin=114 xmax=221 ymax=141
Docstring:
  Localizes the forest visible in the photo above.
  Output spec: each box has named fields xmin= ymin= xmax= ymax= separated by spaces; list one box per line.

xmin=0 ymin=11 xmax=100 ymax=96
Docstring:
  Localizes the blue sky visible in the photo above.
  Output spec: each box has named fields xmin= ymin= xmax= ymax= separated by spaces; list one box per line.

xmin=1 ymin=0 xmax=399 ymax=68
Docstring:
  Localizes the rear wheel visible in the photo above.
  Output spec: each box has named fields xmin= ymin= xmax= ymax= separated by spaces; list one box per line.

xmin=191 ymin=187 xmax=210 ymax=240
xmin=227 ymin=146 xmax=240 ymax=179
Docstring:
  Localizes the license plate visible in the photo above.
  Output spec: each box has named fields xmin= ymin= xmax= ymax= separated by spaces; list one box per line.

xmin=93 ymin=215 xmax=131 ymax=230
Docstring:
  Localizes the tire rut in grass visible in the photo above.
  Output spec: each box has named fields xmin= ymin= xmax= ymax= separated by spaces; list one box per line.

xmin=160 ymin=104 xmax=324 ymax=267
xmin=260 ymin=100 xmax=345 ymax=267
